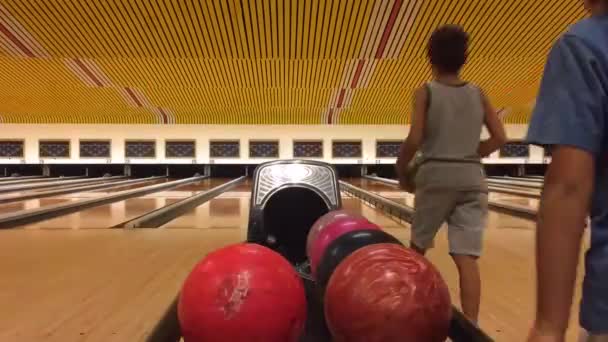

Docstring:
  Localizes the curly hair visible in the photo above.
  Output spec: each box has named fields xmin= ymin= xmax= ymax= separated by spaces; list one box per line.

xmin=427 ymin=25 xmax=469 ymax=74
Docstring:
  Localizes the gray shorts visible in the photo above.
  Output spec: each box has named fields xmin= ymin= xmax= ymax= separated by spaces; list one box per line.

xmin=411 ymin=188 xmax=488 ymax=257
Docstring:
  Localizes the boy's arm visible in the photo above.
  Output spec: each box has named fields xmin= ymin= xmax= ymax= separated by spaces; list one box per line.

xmin=527 ymin=35 xmax=604 ymax=340
xmin=478 ymin=90 xmax=507 ymax=157
xmin=396 ymin=86 xmax=428 ymax=187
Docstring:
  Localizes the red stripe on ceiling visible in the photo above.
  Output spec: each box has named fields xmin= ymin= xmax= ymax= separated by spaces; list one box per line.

xmin=158 ymin=107 xmax=169 ymax=124
xmin=350 ymin=59 xmax=365 ymax=89
xmin=125 ymin=87 xmax=143 ymax=107
xmin=0 ymin=21 xmax=34 ymax=57
xmin=73 ymin=58 xmax=103 ymax=87
xmin=375 ymin=0 xmax=403 ymax=59
xmin=336 ymin=89 xmax=346 ymax=108
xmin=327 ymin=108 xmax=334 ymax=124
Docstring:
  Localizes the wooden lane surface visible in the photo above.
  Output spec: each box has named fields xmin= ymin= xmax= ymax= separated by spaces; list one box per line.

xmin=0 ymin=229 xmax=243 ymax=342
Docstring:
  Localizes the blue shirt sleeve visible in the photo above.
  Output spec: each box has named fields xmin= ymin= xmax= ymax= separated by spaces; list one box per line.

xmin=526 ymin=35 xmax=605 ymax=157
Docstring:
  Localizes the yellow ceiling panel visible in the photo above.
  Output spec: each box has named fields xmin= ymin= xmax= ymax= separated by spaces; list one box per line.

xmin=0 ymin=0 xmax=586 ymax=124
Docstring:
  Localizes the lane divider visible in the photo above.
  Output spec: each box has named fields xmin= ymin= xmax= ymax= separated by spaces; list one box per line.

xmin=0 ymin=176 xmax=208 ymax=229
xmin=0 ymin=176 xmax=45 ymax=182
xmin=0 ymin=175 xmax=87 ymax=189
xmin=486 ymin=178 xmax=543 ymax=190
xmin=488 ymin=176 xmax=544 ymax=184
xmin=116 ymin=176 xmax=246 ymax=229
xmin=0 ymin=176 xmax=64 ymax=186
xmin=0 ymin=176 xmax=120 ymax=194
xmin=0 ymin=176 xmax=161 ymax=205
xmin=339 ymin=180 xmax=413 ymax=223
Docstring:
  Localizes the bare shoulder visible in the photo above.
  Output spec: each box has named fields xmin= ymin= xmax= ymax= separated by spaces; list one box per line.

xmin=413 ymin=85 xmax=428 ymax=102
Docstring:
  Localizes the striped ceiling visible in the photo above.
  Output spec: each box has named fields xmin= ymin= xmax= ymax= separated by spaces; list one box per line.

xmin=0 ymin=0 xmax=586 ymax=125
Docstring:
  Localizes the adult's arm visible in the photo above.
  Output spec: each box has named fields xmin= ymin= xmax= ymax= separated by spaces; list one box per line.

xmin=533 ymin=147 xmax=595 ymax=337
xmin=526 ymin=34 xmax=605 ymax=339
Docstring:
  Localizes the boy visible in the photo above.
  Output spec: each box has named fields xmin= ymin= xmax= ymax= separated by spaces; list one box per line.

xmin=396 ymin=25 xmax=506 ymax=323
xmin=526 ymin=0 xmax=607 ymax=341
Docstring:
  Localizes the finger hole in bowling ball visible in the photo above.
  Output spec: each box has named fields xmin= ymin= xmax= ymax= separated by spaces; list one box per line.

xmin=263 ymin=187 xmax=330 ymax=264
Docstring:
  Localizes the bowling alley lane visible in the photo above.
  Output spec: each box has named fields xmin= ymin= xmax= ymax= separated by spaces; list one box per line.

xmin=0 ymin=228 xmax=243 ymax=342
xmin=0 ymin=179 xmax=126 ymax=204
xmin=0 ymin=179 xmax=578 ymax=342
xmin=18 ymin=178 xmax=229 ymax=229
xmin=347 ymin=178 xmax=537 ymax=231
xmin=161 ymin=180 xmax=252 ymax=231
xmin=0 ymin=179 xmax=167 ymax=217
xmin=349 ymin=178 xmax=540 ymax=212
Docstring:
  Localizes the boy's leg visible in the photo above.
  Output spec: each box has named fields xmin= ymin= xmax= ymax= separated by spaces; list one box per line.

xmin=451 ymin=254 xmax=481 ymax=323
xmin=411 ymin=188 xmax=455 ymax=255
xmin=447 ymin=191 xmax=488 ymax=323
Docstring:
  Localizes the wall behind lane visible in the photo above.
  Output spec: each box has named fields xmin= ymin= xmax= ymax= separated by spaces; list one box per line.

xmin=0 ymin=124 xmax=546 ymax=164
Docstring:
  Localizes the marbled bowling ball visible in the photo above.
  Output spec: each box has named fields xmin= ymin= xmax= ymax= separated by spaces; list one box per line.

xmin=325 ymin=244 xmax=452 ymax=342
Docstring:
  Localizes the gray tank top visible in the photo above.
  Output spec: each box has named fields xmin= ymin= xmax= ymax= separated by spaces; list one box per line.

xmin=416 ymin=81 xmax=487 ymax=191
xmin=421 ymin=81 xmax=484 ymax=160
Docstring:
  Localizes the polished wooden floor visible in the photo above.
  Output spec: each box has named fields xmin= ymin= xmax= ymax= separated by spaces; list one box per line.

xmin=0 ymin=179 xmax=587 ymax=341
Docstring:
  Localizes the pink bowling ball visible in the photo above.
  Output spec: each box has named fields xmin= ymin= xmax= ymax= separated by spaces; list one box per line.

xmin=309 ymin=217 xmax=381 ymax=277
xmin=306 ymin=210 xmax=366 ymax=261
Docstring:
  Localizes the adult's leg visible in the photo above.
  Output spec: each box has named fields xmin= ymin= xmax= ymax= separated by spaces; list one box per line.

xmin=447 ymin=191 xmax=488 ymax=323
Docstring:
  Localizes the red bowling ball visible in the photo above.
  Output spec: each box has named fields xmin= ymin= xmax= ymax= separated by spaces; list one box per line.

xmin=308 ymin=215 xmax=380 ymax=277
xmin=324 ymin=244 xmax=452 ymax=342
xmin=178 ymin=243 xmax=307 ymax=342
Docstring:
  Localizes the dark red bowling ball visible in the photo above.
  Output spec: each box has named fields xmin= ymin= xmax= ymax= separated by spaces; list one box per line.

xmin=325 ymin=244 xmax=452 ymax=342
xmin=315 ymin=229 xmax=403 ymax=300
xmin=178 ymin=243 xmax=307 ymax=342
